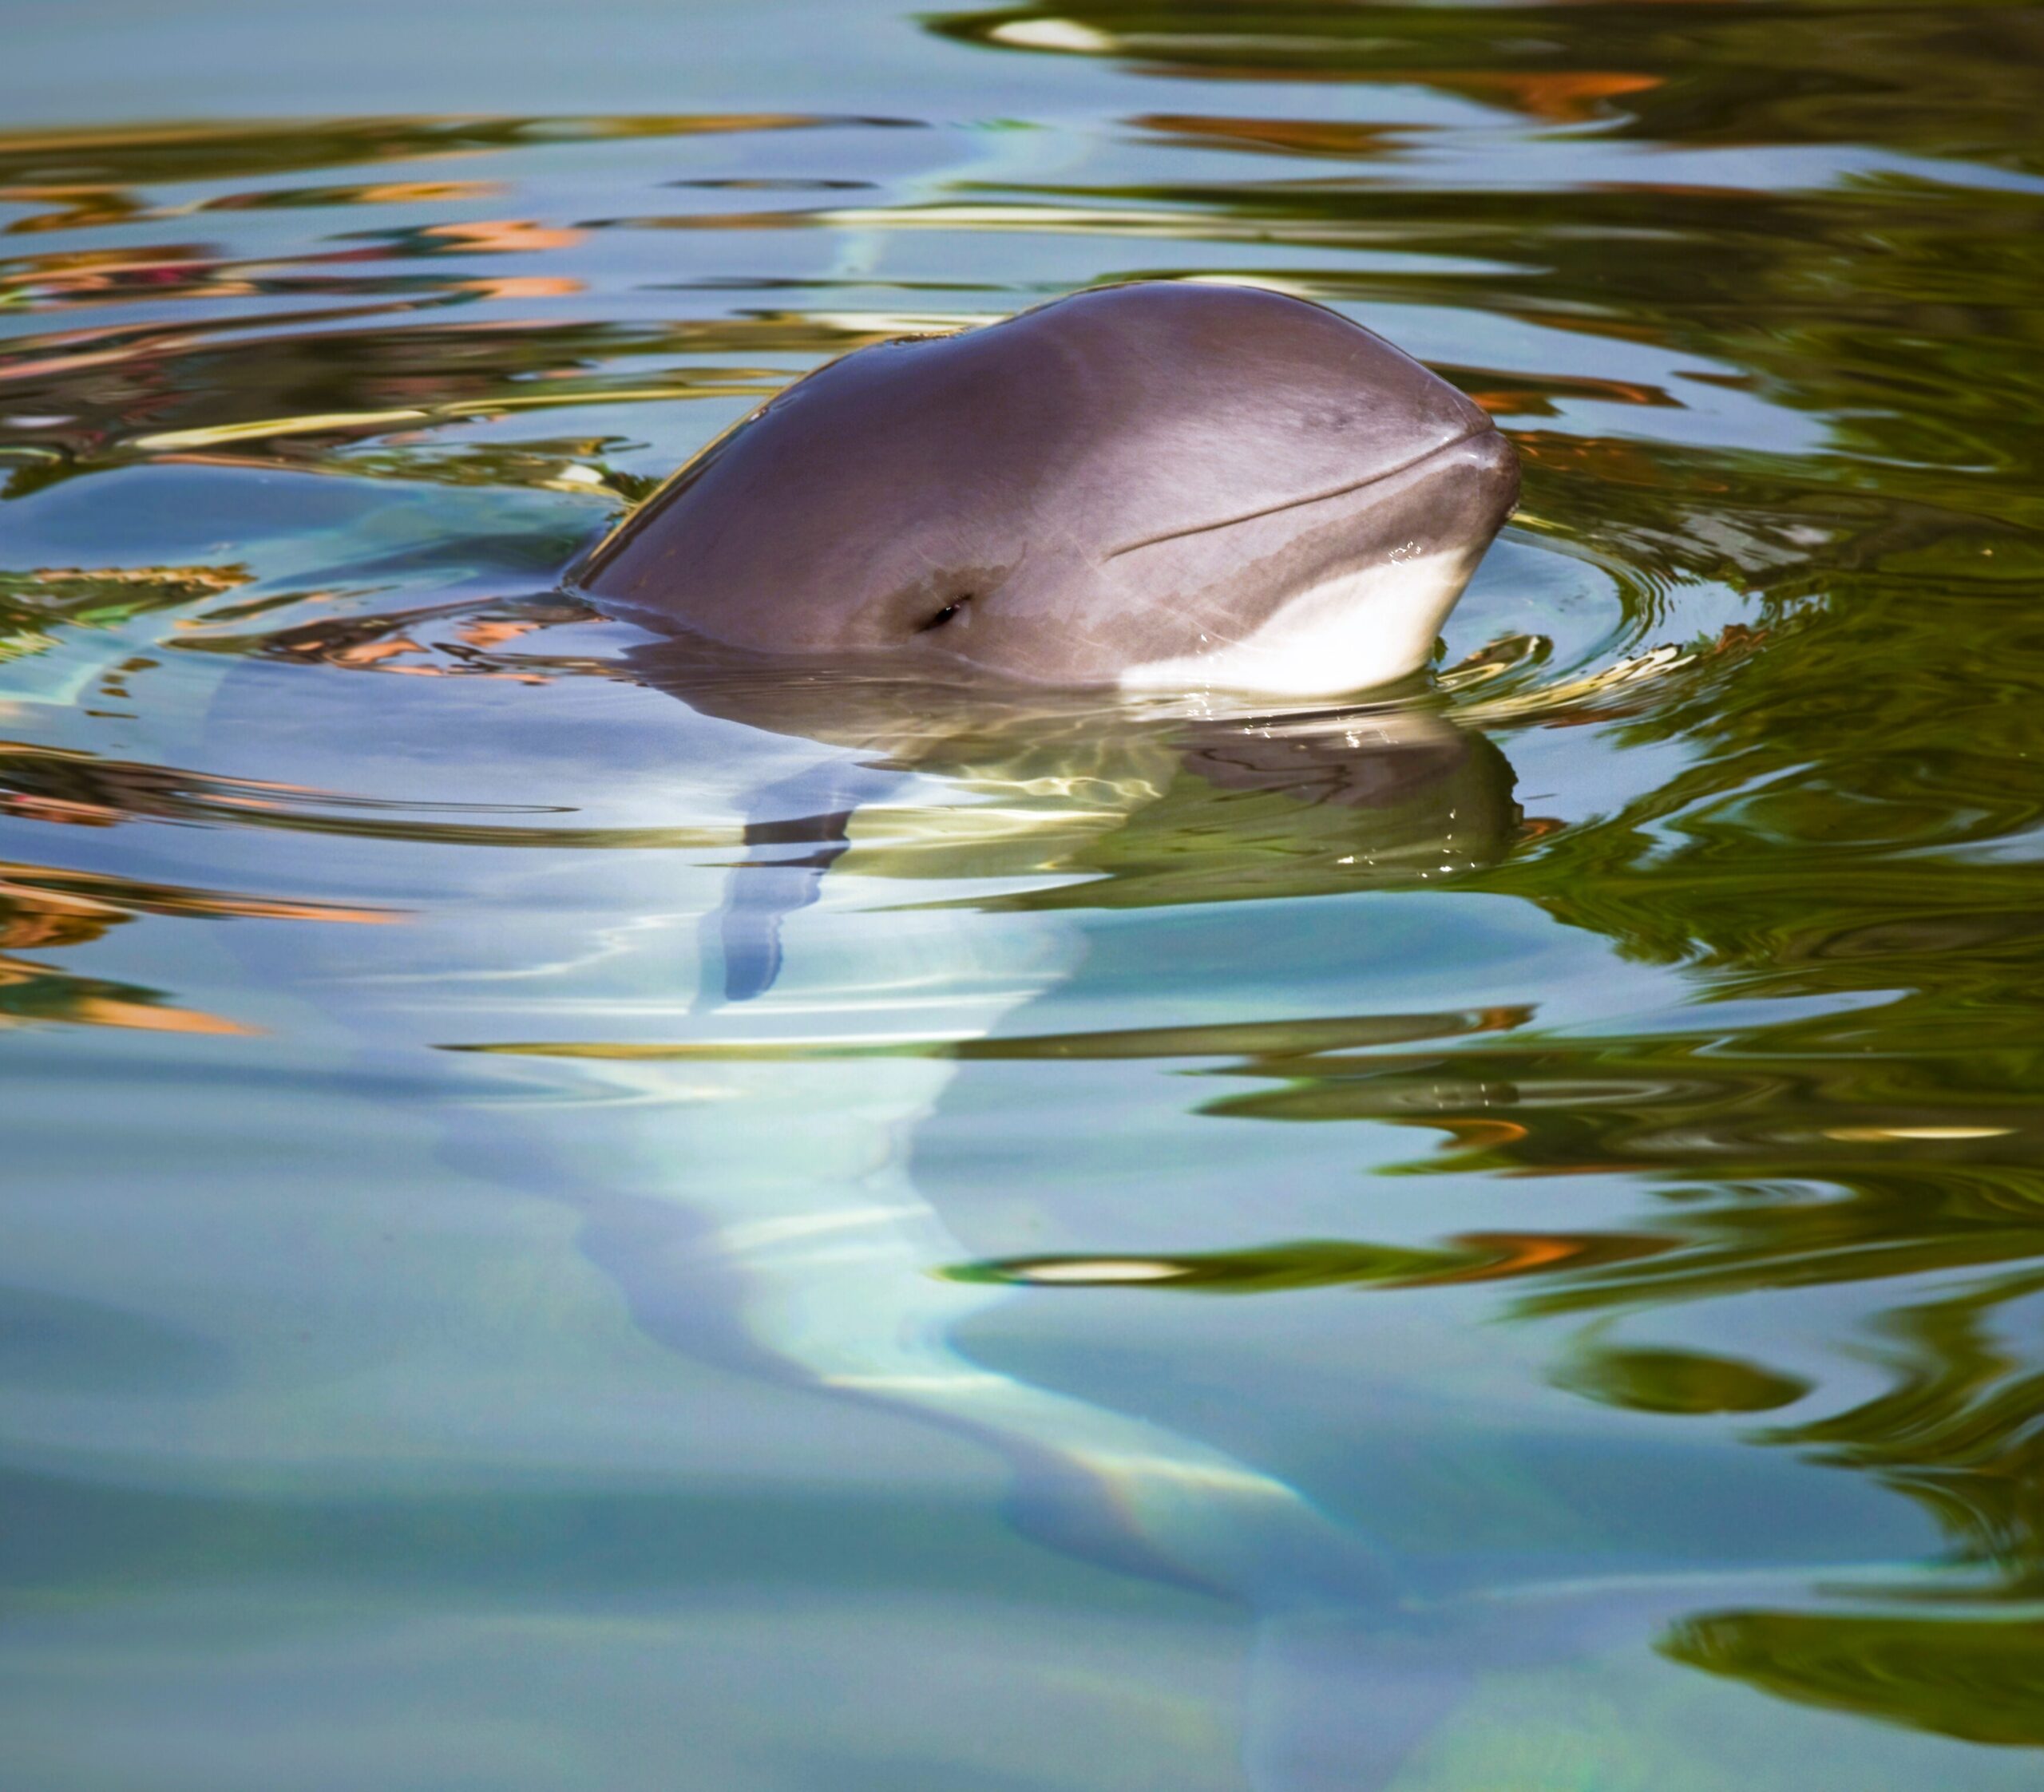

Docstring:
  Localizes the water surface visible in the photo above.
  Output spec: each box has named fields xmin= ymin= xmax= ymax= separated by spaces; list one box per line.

xmin=3 ymin=3 xmax=2042 ymax=1787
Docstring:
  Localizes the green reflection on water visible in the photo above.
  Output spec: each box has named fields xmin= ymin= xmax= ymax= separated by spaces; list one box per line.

xmin=1551 ymin=1344 xmax=1812 ymax=1418
xmin=1666 ymin=1609 xmax=2044 ymax=1748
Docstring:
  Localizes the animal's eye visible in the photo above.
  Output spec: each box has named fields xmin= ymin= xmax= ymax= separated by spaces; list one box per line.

xmin=917 ymin=595 xmax=970 ymax=633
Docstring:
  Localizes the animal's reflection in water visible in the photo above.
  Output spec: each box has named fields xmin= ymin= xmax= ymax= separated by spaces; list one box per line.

xmin=624 ymin=635 xmax=1519 ymax=1010
xmin=589 ymin=639 xmax=1525 ymax=1789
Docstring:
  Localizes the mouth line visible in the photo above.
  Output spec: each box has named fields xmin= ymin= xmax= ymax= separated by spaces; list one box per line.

xmin=1102 ymin=424 xmax=1495 ymax=562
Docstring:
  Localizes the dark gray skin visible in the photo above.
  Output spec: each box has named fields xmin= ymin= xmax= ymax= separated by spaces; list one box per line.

xmin=579 ymin=281 xmax=1519 ymax=695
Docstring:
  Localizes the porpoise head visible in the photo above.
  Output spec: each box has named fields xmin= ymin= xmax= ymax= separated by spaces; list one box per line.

xmin=578 ymin=281 xmax=1518 ymax=698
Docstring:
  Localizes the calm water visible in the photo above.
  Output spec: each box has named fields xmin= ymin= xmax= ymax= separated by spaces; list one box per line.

xmin=3 ymin=4 xmax=2042 ymax=1787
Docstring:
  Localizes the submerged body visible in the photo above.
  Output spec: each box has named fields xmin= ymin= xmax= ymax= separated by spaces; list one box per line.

xmin=580 ymin=281 xmax=1519 ymax=698
xmin=549 ymin=285 xmax=1527 ymax=1784
xmin=200 ymin=630 xmax=1522 ymax=1782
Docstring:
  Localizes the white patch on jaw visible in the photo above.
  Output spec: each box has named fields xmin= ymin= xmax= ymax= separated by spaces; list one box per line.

xmin=1117 ymin=548 xmax=1477 ymax=698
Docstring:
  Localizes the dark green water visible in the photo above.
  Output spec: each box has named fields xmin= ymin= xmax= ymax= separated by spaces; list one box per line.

xmin=2 ymin=4 xmax=2042 ymax=1787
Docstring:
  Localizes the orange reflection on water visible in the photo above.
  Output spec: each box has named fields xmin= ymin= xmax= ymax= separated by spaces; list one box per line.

xmin=419 ymin=219 xmax=584 ymax=255
xmin=0 ymin=793 xmax=119 ymax=828
xmin=0 ymin=857 xmax=396 ymax=1034
xmin=1132 ymin=114 xmax=1413 ymax=158
xmin=1 ymin=186 xmax=151 ymax=233
xmin=205 ymin=179 xmax=508 ymax=212
xmin=961 ymin=1229 xmax=1675 ymax=1294
xmin=1433 ymin=1229 xmax=1670 ymax=1284
xmin=454 ymin=275 xmax=584 ymax=299
xmin=1418 ymin=69 xmax=1662 ymax=126
xmin=1464 ymin=371 xmax=1678 ymax=420
xmin=0 ymin=954 xmax=253 ymax=1034
xmin=0 ymin=860 xmax=397 ymax=926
